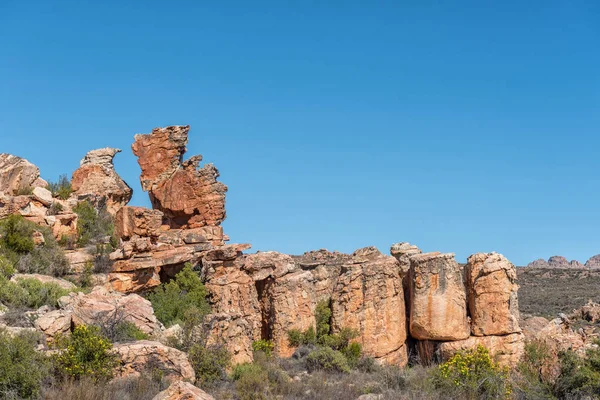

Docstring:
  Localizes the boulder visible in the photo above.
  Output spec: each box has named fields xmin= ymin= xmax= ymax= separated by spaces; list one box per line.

xmin=34 ymin=309 xmax=72 ymax=341
xmin=132 ymin=126 xmax=227 ymax=228
xmin=438 ymin=332 xmax=525 ymax=366
xmin=32 ymin=187 xmax=53 ymax=206
xmin=408 ymin=252 xmax=469 ymax=341
xmin=61 ymin=287 xmax=162 ymax=335
xmin=113 ymin=341 xmax=195 ymax=383
xmin=11 ymin=273 xmax=76 ymax=290
xmin=71 ymin=148 xmax=132 ymax=214
xmin=64 ymin=249 xmax=94 ymax=274
xmin=0 ymin=154 xmax=46 ymax=195
xmin=152 ymin=381 xmax=214 ymax=400
xmin=466 ymin=252 xmax=520 ymax=336
xmin=331 ymin=247 xmax=408 ymax=366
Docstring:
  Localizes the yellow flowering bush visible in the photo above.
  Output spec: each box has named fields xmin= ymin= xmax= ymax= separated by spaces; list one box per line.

xmin=434 ymin=345 xmax=512 ymax=399
xmin=53 ymin=325 xmax=118 ymax=381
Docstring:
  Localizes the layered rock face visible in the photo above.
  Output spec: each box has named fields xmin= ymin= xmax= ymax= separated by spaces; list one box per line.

xmin=0 ymin=153 xmax=47 ymax=195
xmin=71 ymin=148 xmax=132 ymax=214
xmin=331 ymin=247 xmax=407 ymax=365
xmin=132 ymin=126 xmax=227 ymax=228
xmin=153 ymin=381 xmax=214 ymax=400
xmin=109 ymin=206 xmax=228 ymax=293
xmin=408 ymin=252 xmax=470 ymax=341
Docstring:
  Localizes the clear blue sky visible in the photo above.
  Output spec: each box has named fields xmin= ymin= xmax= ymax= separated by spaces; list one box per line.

xmin=1 ymin=1 xmax=599 ymax=266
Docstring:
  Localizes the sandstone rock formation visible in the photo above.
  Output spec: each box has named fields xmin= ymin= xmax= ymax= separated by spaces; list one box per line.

xmin=153 ymin=381 xmax=214 ymax=400
xmin=109 ymin=206 xmax=229 ymax=293
xmin=0 ymin=154 xmax=47 ymax=195
xmin=331 ymin=247 xmax=407 ymax=365
xmin=113 ymin=341 xmax=195 ymax=383
xmin=408 ymin=252 xmax=470 ymax=341
xmin=466 ymin=252 xmax=520 ymax=336
xmin=586 ymin=255 xmax=600 ymax=269
xmin=71 ymin=148 xmax=132 ymax=214
xmin=132 ymin=126 xmax=227 ymax=228
xmin=527 ymin=255 xmax=599 ymax=269
xmin=35 ymin=287 xmax=162 ymax=342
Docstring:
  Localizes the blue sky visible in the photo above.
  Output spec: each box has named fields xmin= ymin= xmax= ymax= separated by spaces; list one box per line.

xmin=1 ymin=1 xmax=598 ymax=265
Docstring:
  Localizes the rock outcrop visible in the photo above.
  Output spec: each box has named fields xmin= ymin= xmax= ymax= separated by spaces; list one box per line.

xmin=408 ymin=252 xmax=470 ymax=341
xmin=0 ymin=154 xmax=47 ymax=195
xmin=153 ymin=381 xmax=214 ymax=400
xmin=438 ymin=332 xmax=525 ymax=366
xmin=71 ymin=148 xmax=132 ymax=214
xmin=466 ymin=252 xmax=520 ymax=336
xmin=109 ymin=206 xmax=229 ymax=293
xmin=586 ymin=255 xmax=600 ymax=269
xmin=113 ymin=341 xmax=195 ymax=383
xmin=527 ymin=255 xmax=600 ymax=269
xmin=132 ymin=126 xmax=227 ymax=228
xmin=331 ymin=247 xmax=408 ymax=365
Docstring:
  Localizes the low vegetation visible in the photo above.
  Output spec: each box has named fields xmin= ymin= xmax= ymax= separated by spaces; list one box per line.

xmin=72 ymin=201 xmax=116 ymax=248
xmin=0 ymin=276 xmax=73 ymax=310
xmin=46 ymin=174 xmax=72 ymax=200
xmin=0 ymin=214 xmax=70 ymax=277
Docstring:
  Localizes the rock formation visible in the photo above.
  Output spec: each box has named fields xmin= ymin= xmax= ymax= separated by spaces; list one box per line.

xmin=586 ymin=255 xmax=600 ymax=269
xmin=132 ymin=126 xmax=227 ymax=228
xmin=331 ymin=247 xmax=408 ymax=365
xmin=153 ymin=381 xmax=214 ymax=400
xmin=114 ymin=340 xmax=195 ymax=383
xmin=466 ymin=252 xmax=520 ymax=336
xmin=71 ymin=148 xmax=132 ymax=214
xmin=0 ymin=153 xmax=47 ymax=195
xmin=527 ymin=255 xmax=600 ymax=269
xmin=408 ymin=252 xmax=470 ymax=341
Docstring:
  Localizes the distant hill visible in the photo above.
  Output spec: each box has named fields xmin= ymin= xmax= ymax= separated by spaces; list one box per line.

xmin=526 ymin=254 xmax=600 ymax=269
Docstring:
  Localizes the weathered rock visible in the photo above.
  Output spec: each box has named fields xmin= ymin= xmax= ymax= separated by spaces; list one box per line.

xmin=64 ymin=249 xmax=94 ymax=273
xmin=331 ymin=247 xmax=408 ymax=366
xmin=578 ymin=300 xmax=600 ymax=323
xmin=408 ymin=252 xmax=469 ymax=341
xmin=132 ymin=126 xmax=227 ymax=228
xmin=34 ymin=309 xmax=72 ymax=341
xmin=113 ymin=341 xmax=194 ymax=383
xmin=204 ymin=313 xmax=256 ymax=365
xmin=0 ymin=154 xmax=46 ymax=195
xmin=152 ymin=381 xmax=214 ymax=400
xmin=61 ymin=287 xmax=162 ymax=335
xmin=71 ymin=148 xmax=132 ymax=214
xmin=528 ymin=256 xmax=589 ymax=269
xmin=438 ymin=333 xmax=525 ymax=366
xmin=115 ymin=206 xmax=164 ymax=240
xmin=390 ymin=242 xmax=422 ymax=274
xmin=11 ymin=273 xmax=76 ymax=290
xmin=49 ymin=213 xmax=78 ymax=241
xmin=466 ymin=252 xmax=520 ymax=336
xmin=32 ymin=187 xmax=53 ymax=206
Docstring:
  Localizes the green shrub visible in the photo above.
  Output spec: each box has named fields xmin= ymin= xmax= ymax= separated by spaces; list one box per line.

xmin=53 ymin=325 xmax=118 ymax=381
xmin=554 ymin=343 xmax=600 ymax=398
xmin=188 ymin=344 xmax=230 ymax=386
xmin=112 ymin=322 xmax=149 ymax=341
xmin=15 ymin=186 xmax=34 ymax=196
xmin=432 ymin=345 xmax=511 ymax=399
xmin=232 ymin=363 xmax=269 ymax=400
xmin=147 ymin=264 xmax=210 ymax=327
xmin=0 ymin=276 xmax=73 ymax=309
xmin=47 ymin=201 xmax=64 ymax=216
xmin=514 ymin=340 xmax=556 ymax=398
xmin=0 ymin=214 xmax=35 ymax=254
xmin=0 ymin=214 xmax=70 ymax=276
xmin=0 ymin=254 xmax=15 ymax=278
xmin=252 ymin=339 xmax=274 ymax=357
xmin=0 ymin=329 xmax=49 ymax=398
xmin=47 ymin=174 xmax=72 ymax=200
xmin=315 ymin=299 xmax=332 ymax=339
xmin=73 ymin=201 xmax=115 ymax=247
xmin=306 ymin=347 xmax=351 ymax=373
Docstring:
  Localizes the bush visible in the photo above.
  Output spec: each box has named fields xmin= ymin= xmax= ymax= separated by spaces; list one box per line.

xmin=513 ymin=340 xmax=556 ymax=399
xmin=432 ymin=345 xmax=511 ymax=399
xmin=47 ymin=201 xmax=64 ymax=216
xmin=73 ymin=201 xmax=115 ymax=247
xmin=0 ymin=214 xmax=70 ymax=276
xmin=188 ymin=344 xmax=231 ymax=386
xmin=0 ymin=276 xmax=73 ymax=309
xmin=0 ymin=329 xmax=49 ymax=398
xmin=53 ymin=325 xmax=118 ymax=381
xmin=252 ymin=339 xmax=274 ymax=357
xmin=232 ymin=363 xmax=269 ymax=400
xmin=47 ymin=174 xmax=72 ymax=200
xmin=555 ymin=344 xmax=600 ymax=398
xmin=147 ymin=264 xmax=210 ymax=327
xmin=0 ymin=254 xmax=15 ymax=278
xmin=306 ymin=346 xmax=351 ymax=373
